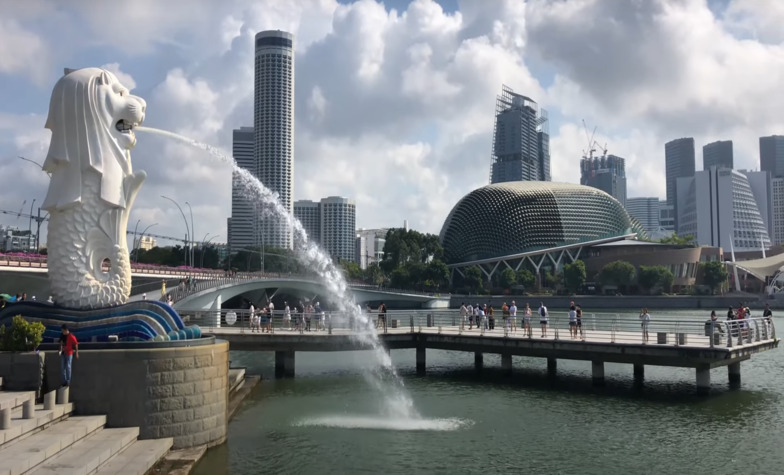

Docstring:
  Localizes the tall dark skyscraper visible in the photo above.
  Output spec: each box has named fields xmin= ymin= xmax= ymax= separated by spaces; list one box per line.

xmin=665 ymin=137 xmax=695 ymax=231
xmin=760 ymin=135 xmax=784 ymax=178
xmin=489 ymin=85 xmax=550 ymax=184
xmin=702 ymin=140 xmax=733 ymax=170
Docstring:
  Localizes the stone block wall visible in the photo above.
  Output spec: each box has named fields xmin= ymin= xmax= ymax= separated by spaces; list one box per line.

xmin=44 ymin=340 xmax=229 ymax=449
xmin=0 ymin=352 xmax=44 ymax=398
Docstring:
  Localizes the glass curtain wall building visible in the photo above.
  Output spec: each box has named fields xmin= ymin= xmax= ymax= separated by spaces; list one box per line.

xmin=489 ymin=85 xmax=550 ymax=184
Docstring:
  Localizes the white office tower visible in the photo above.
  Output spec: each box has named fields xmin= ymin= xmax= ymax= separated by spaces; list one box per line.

xmin=255 ymin=30 xmax=294 ymax=249
xmin=228 ymin=127 xmax=255 ymax=250
xmin=625 ymin=198 xmax=660 ymax=235
xmin=355 ymin=228 xmax=388 ymax=269
xmin=320 ymin=197 xmax=356 ymax=262
xmin=676 ymin=168 xmax=771 ymax=251
xmin=293 ymin=200 xmax=321 ymax=244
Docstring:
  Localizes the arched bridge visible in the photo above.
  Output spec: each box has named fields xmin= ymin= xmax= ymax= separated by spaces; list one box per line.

xmin=169 ymin=277 xmax=450 ymax=310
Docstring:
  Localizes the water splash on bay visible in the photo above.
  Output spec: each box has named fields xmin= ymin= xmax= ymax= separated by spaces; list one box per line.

xmin=136 ymin=126 xmax=419 ymax=421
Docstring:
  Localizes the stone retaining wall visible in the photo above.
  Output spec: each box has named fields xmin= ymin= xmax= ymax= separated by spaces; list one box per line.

xmin=0 ymin=352 xmax=44 ymax=398
xmin=43 ymin=340 xmax=229 ymax=449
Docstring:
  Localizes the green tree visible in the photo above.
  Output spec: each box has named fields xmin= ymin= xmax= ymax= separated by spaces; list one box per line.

xmin=424 ymin=260 xmax=450 ymax=291
xmin=389 ymin=267 xmax=410 ymax=289
xmin=516 ymin=269 xmax=536 ymax=289
xmin=545 ymin=270 xmax=562 ymax=289
xmin=340 ymin=260 xmax=363 ymax=280
xmin=365 ymin=263 xmax=384 ymax=285
xmin=700 ymin=261 xmax=729 ymax=294
xmin=499 ymin=268 xmax=517 ymax=290
xmin=599 ymin=260 xmax=636 ymax=290
xmin=463 ymin=266 xmax=484 ymax=294
xmin=563 ymin=260 xmax=587 ymax=294
xmin=659 ymin=233 xmax=696 ymax=246
xmin=638 ymin=265 xmax=675 ymax=294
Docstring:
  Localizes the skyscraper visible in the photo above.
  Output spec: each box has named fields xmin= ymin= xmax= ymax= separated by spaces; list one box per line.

xmin=676 ymin=168 xmax=770 ymax=251
xmin=320 ymin=197 xmax=356 ymax=262
xmin=665 ymin=137 xmax=695 ymax=230
xmin=625 ymin=197 xmax=660 ymax=235
xmin=760 ymin=135 xmax=784 ymax=178
xmin=490 ymin=85 xmax=550 ymax=184
xmin=255 ymin=30 xmax=295 ymax=249
xmin=228 ymin=126 xmax=254 ymax=251
xmin=702 ymin=140 xmax=733 ymax=170
xmin=293 ymin=200 xmax=320 ymax=244
xmin=580 ymin=154 xmax=627 ymax=206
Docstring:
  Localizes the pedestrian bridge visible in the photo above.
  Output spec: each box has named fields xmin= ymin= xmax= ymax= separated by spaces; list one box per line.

xmin=169 ymin=277 xmax=450 ymax=310
xmin=196 ymin=309 xmax=778 ymax=395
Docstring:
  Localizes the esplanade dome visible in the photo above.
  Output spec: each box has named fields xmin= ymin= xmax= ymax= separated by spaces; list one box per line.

xmin=440 ymin=182 xmax=647 ymax=264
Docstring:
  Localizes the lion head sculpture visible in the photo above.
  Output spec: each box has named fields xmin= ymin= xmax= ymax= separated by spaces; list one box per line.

xmin=42 ymin=67 xmax=146 ymax=211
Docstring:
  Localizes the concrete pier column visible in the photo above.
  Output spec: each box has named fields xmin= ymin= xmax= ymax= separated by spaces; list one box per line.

xmin=696 ymin=365 xmax=711 ymax=395
xmin=728 ymin=362 xmax=741 ymax=389
xmin=547 ymin=358 xmax=557 ymax=377
xmin=633 ymin=364 xmax=645 ymax=385
xmin=212 ymin=294 xmax=222 ymax=328
xmin=275 ymin=351 xmax=296 ymax=378
xmin=474 ymin=352 xmax=483 ymax=371
xmin=592 ymin=361 xmax=605 ymax=386
xmin=501 ymin=354 xmax=512 ymax=375
xmin=416 ymin=346 xmax=426 ymax=375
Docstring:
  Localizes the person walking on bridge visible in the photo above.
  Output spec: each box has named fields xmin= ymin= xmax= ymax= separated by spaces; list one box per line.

xmin=459 ymin=303 xmax=468 ymax=330
xmin=538 ymin=303 xmax=549 ymax=337
xmin=509 ymin=301 xmax=518 ymax=333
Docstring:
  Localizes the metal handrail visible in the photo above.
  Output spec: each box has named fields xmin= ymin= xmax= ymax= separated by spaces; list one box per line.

xmin=187 ymin=308 xmax=777 ymax=348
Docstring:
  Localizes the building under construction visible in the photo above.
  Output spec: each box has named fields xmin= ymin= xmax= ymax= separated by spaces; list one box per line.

xmin=489 ymin=85 xmax=550 ymax=184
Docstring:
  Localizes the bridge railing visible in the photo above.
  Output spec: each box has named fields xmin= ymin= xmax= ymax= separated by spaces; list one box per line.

xmin=182 ymin=308 xmax=776 ymax=347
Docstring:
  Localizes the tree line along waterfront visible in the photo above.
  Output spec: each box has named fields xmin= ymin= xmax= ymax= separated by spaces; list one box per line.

xmin=114 ymin=228 xmax=730 ymax=297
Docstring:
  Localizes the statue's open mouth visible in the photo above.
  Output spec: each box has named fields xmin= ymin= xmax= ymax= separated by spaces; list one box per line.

xmin=115 ymin=120 xmax=135 ymax=133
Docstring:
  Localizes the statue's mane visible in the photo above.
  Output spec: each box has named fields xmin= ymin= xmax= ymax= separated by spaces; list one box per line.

xmin=42 ymin=68 xmax=129 ymax=211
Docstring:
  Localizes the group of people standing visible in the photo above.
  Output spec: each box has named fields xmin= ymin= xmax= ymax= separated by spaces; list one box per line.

xmin=458 ymin=301 xmax=576 ymax=339
xmin=248 ymin=300 xmax=331 ymax=332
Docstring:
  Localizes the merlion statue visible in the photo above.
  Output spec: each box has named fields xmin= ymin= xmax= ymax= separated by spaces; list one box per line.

xmin=42 ymin=67 xmax=147 ymax=309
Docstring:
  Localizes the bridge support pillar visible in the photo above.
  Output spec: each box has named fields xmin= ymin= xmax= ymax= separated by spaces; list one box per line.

xmin=591 ymin=361 xmax=605 ymax=386
xmin=275 ymin=351 xmax=295 ymax=379
xmin=633 ymin=364 xmax=644 ymax=385
xmin=547 ymin=358 xmax=557 ymax=377
xmin=696 ymin=365 xmax=710 ymax=395
xmin=416 ymin=346 xmax=426 ymax=375
xmin=474 ymin=352 xmax=483 ymax=372
xmin=728 ymin=362 xmax=741 ymax=389
xmin=501 ymin=354 xmax=512 ymax=375
xmin=211 ymin=294 xmax=222 ymax=328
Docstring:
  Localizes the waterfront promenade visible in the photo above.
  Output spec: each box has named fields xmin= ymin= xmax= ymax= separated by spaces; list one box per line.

xmin=201 ymin=310 xmax=778 ymax=394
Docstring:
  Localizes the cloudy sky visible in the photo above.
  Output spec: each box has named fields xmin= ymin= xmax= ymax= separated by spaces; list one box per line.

xmin=1 ymin=0 xmax=782 ymax=246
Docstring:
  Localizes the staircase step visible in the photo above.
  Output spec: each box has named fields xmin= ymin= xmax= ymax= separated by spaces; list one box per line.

xmin=0 ymin=415 xmax=105 ymax=475
xmin=94 ymin=438 xmax=174 ymax=475
xmin=0 ymin=392 xmax=35 ymax=412
xmin=28 ymin=427 xmax=139 ymax=475
xmin=0 ymin=402 xmax=74 ymax=446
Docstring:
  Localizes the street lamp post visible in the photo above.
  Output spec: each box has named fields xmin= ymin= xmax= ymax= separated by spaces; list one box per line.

xmin=161 ymin=195 xmax=190 ymax=267
xmin=135 ymin=223 xmax=158 ymax=262
xmin=185 ymin=201 xmax=195 ymax=271
xmin=200 ymin=234 xmax=217 ymax=268
xmin=28 ymin=199 xmax=36 ymax=251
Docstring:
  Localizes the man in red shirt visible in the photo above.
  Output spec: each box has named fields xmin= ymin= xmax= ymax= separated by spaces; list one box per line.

xmin=59 ymin=324 xmax=79 ymax=387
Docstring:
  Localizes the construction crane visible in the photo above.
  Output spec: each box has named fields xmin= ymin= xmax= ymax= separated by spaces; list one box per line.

xmin=582 ymin=119 xmax=597 ymax=160
xmin=593 ymin=141 xmax=608 ymax=158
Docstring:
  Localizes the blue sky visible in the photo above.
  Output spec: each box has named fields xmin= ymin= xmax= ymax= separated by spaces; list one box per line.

xmin=0 ymin=0 xmax=782 ymax=245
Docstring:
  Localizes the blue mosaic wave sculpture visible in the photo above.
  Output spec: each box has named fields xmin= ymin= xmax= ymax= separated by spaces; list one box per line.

xmin=0 ymin=300 xmax=201 ymax=343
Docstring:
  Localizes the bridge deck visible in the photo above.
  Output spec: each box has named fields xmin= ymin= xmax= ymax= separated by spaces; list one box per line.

xmin=209 ymin=324 xmax=777 ymax=368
